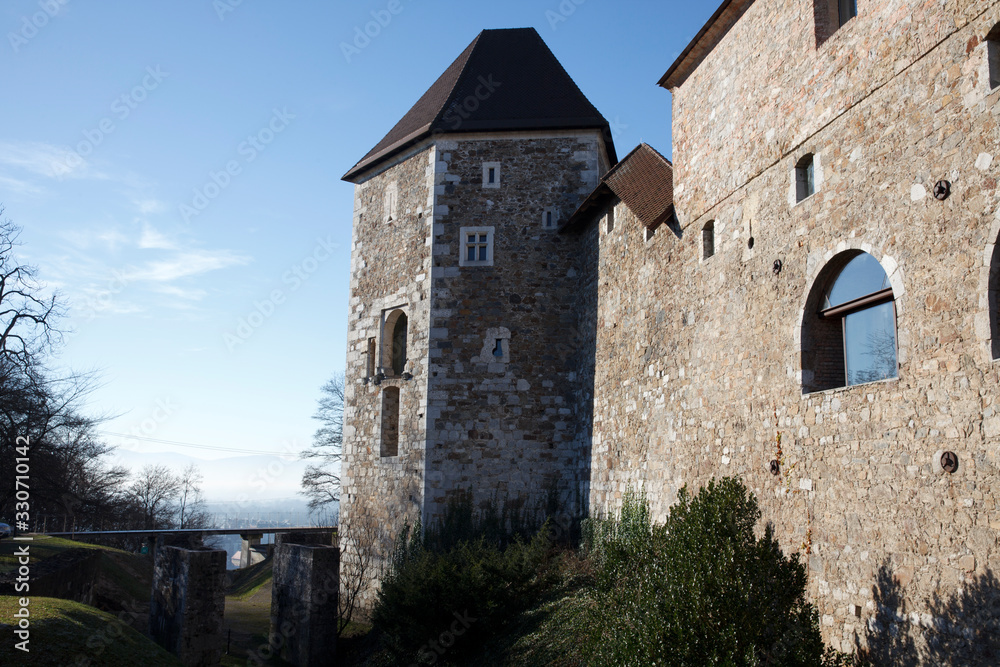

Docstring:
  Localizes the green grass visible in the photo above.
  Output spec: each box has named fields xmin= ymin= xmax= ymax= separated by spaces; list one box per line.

xmin=0 ymin=596 xmax=181 ymax=666
xmin=227 ymin=557 xmax=274 ymax=601
xmin=0 ymin=535 xmax=129 ymax=574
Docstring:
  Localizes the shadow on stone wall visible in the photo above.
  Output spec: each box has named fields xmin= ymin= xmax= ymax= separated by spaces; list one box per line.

xmin=860 ymin=561 xmax=1000 ymax=666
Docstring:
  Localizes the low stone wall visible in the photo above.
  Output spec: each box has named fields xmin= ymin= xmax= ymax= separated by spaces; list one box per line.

xmin=270 ymin=543 xmax=339 ymax=667
xmin=149 ymin=544 xmax=226 ymax=667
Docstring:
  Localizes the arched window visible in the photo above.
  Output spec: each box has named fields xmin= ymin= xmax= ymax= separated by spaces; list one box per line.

xmin=802 ymin=251 xmax=897 ymax=392
xmin=702 ymin=220 xmax=715 ymax=259
xmin=795 ymin=154 xmax=816 ymax=202
xmin=382 ymin=309 xmax=408 ymax=376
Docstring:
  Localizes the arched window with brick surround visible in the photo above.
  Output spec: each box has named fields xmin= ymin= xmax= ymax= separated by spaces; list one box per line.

xmin=382 ymin=309 xmax=408 ymax=377
xmin=802 ymin=251 xmax=898 ymax=393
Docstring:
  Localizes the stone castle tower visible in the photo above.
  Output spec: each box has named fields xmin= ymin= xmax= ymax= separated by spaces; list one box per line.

xmin=341 ymin=3 xmax=1000 ymax=658
xmin=339 ymin=28 xmax=616 ymax=602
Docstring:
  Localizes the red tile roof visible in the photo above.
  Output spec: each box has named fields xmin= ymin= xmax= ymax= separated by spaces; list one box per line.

xmin=563 ymin=143 xmax=673 ymax=231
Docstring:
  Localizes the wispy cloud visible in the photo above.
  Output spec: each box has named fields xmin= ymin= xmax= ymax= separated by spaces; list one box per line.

xmin=0 ymin=141 xmax=91 ymax=180
xmin=120 ymin=249 xmax=251 ymax=283
xmin=154 ymin=284 xmax=209 ymax=301
xmin=138 ymin=222 xmax=176 ymax=250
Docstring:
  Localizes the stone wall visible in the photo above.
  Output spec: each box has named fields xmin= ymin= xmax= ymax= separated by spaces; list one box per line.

xmin=586 ymin=0 xmax=1000 ymax=659
xmin=340 ymin=143 xmax=436 ymax=612
xmin=425 ymin=131 xmax=607 ymax=521
xmin=271 ymin=543 xmax=339 ymax=667
xmin=149 ymin=545 xmax=226 ymax=666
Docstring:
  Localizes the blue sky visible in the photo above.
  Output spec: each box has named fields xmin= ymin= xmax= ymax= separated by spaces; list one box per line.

xmin=0 ymin=1 xmax=718 ymax=488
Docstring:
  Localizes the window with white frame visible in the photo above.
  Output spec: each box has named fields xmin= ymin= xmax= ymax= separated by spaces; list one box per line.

xmin=542 ymin=207 xmax=558 ymax=230
xmin=459 ymin=226 xmax=495 ymax=267
xmin=482 ymin=162 xmax=501 ymax=189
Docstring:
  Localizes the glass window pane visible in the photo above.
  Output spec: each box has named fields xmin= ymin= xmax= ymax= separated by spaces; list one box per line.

xmin=467 ymin=246 xmax=476 ymax=262
xmin=479 ymin=246 xmax=487 ymax=261
xmin=479 ymin=235 xmax=488 ymax=243
xmin=845 ymin=302 xmax=897 ymax=386
xmin=468 ymin=235 xmax=476 ymax=244
xmin=825 ymin=253 xmax=889 ymax=308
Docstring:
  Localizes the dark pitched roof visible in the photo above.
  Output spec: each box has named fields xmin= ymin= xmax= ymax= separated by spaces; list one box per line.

xmin=658 ymin=0 xmax=755 ymax=90
xmin=562 ymin=143 xmax=673 ymax=232
xmin=343 ymin=28 xmax=616 ymax=182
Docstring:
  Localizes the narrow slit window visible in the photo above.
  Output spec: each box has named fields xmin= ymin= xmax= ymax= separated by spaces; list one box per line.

xmin=838 ymin=0 xmax=857 ymax=27
xmin=796 ymin=154 xmax=816 ymax=202
xmin=380 ymin=387 xmax=400 ymax=457
xmin=488 ymin=168 xmax=495 ymax=184
xmin=988 ymin=24 xmax=1000 ymax=90
xmin=606 ymin=207 xmax=615 ymax=233
xmin=493 ymin=339 xmax=504 ymax=358
xmin=367 ymin=338 xmax=376 ymax=378
xmin=702 ymin=221 xmax=715 ymax=260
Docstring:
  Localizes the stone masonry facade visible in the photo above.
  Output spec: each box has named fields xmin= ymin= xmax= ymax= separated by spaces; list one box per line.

xmin=342 ymin=8 xmax=1000 ymax=658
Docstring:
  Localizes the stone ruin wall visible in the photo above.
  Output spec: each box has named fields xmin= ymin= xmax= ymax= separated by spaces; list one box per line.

xmin=424 ymin=132 xmax=607 ymax=524
xmin=588 ymin=0 xmax=1000 ymax=656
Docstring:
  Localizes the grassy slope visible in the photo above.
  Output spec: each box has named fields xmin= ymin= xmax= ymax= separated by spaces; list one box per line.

xmin=0 ymin=596 xmax=181 ymax=666
xmin=0 ymin=535 xmax=129 ymax=574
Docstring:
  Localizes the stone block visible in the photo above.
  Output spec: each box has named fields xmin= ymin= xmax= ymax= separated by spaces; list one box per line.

xmin=149 ymin=545 xmax=226 ymax=666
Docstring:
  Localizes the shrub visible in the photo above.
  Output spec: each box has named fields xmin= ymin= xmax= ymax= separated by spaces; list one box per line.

xmin=581 ymin=478 xmax=850 ymax=666
xmin=371 ymin=493 xmax=557 ymax=666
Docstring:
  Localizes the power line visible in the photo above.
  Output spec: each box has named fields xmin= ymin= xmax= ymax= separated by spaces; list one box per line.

xmin=100 ymin=431 xmax=304 ymax=458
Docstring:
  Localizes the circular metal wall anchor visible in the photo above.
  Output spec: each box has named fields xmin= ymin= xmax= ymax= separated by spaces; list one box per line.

xmin=769 ymin=460 xmax=781 ymax=476
xmin=941 ymin=451 xmax=959 ymax=474
xmin=773 ymin=259 xmax=783 ymax=275
xmin=933 ymin=180 xmax=951 ymax=201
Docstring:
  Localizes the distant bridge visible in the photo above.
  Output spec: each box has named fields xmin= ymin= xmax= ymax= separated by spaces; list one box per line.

xmin=39 ymin=526 xmax=336 ymax=568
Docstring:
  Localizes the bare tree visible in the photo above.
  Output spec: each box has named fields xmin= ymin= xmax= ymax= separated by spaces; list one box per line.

xmin=0 ymin=212 xmax=126 ymax=530
xmin=338 ymin=510 xmax=385 ymax=636
xmin=128 ymin=464 xmax=180 ymax=530
xmin=300 ymin=373 xmax=343 ymax=512
xmin=177 ymin=463 xmax=209 ymax=529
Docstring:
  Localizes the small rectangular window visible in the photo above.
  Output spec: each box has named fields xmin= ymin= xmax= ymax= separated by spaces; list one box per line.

xmin=542 ymin=207 xmax=558 ymax=230
xmin=482 ymin=162 xmax=501 ymax=189
xmin=702 ymin=221 xmax=715 ymax=260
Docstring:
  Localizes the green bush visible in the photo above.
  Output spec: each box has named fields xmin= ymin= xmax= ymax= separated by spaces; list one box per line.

xmin=371 ymin=493 xmax=556 ymax=666
xmin=581 ymin=478 xmax=852 ymax=666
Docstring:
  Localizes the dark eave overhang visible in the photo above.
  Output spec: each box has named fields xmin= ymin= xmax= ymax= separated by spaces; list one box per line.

xmin=658 ymin=0 xmax=755 ymax=90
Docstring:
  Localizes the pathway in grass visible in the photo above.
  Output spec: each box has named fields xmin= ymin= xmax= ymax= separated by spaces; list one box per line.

xmin=223 ymin=559 xmax=278 ymax=664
